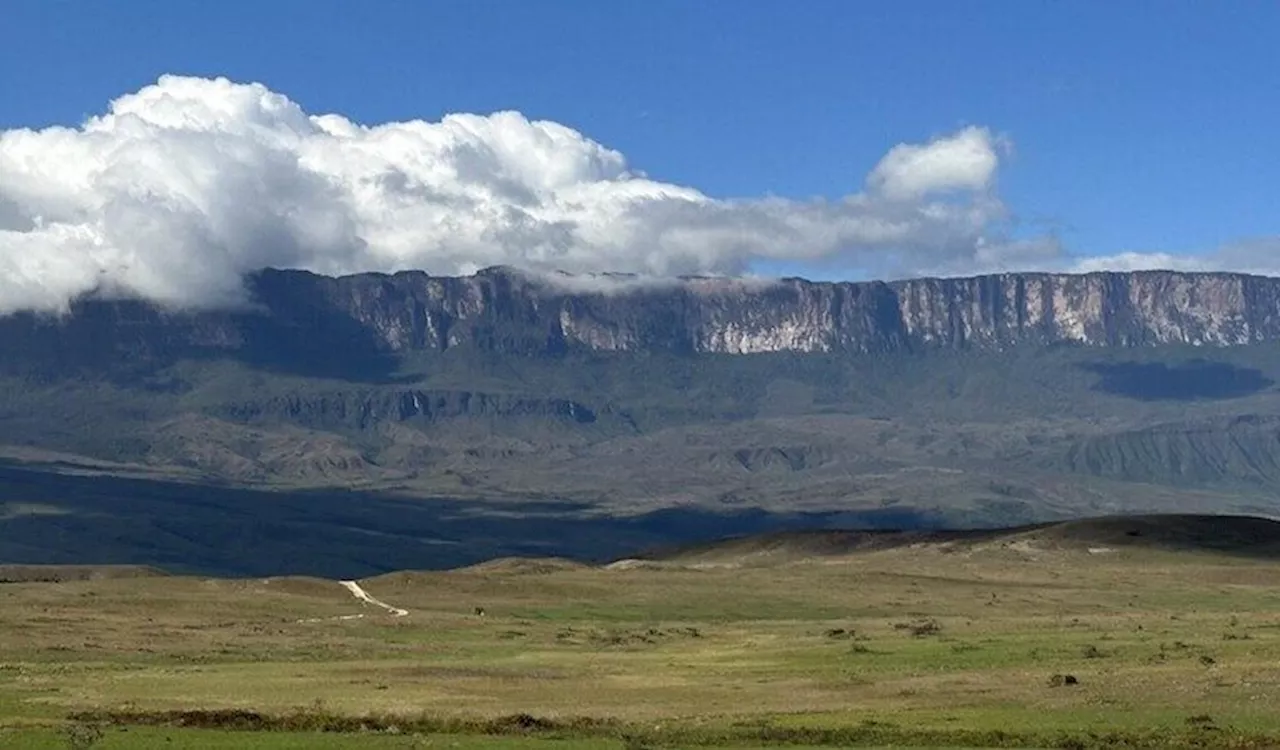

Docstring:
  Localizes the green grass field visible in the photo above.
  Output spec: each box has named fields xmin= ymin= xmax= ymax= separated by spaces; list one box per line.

xmin=3 ymin=530 xmax=1280 ymax=748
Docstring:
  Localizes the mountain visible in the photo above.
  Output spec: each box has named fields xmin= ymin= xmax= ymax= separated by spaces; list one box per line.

xmin=4 ymin=266 xmax=1280 ymax=575
xmin=7 ymin=267 xmax=1277 ymax=369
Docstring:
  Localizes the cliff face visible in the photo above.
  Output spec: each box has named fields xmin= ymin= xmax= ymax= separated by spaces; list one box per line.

xmin=283 ymin=267 xmax=1280 ymax=354
xmin=5 ymin=266 xmax=1280 ymax=532
xmin=3 ymin=267 xmax=1279 ymax=369
xmin=889 ymin=272 xmax=1268 ymax=350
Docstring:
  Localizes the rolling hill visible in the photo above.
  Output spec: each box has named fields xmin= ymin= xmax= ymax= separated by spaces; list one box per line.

xmin=637 ymin=513 xmax=1280 ymax=567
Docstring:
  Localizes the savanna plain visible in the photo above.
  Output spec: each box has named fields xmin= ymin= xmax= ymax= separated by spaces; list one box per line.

xmin=3 ymin=519 xmax=1280 ymax=749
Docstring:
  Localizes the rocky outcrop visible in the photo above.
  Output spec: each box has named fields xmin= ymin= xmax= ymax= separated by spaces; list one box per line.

xmin=270 ymin=267 xmax=1280 ymax=354
xmin=210 ymin=389 xmax=605 ymax=430
xmin=890 ymin=272 xmax=1266 ymax=349
xmin=1052 ymin=415 xmax=1280 ymax=487
xmin=4 ymin=267 xmax=1280 ymax=371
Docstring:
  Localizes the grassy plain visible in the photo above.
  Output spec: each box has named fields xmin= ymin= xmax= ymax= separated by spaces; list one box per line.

xmin=2 ymin=529 xmax=1280 ymax=748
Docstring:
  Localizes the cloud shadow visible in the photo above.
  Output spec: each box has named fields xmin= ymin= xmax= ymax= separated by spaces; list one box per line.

xmin=1080 ymin=360 xmax=1275 ymax=401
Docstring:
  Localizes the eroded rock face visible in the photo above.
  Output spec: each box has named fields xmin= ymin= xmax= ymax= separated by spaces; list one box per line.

xmin=3 ymin=267 xmax=1279 ymax=370
xmin=249 ymin=267 xmax=1280 ymax=354
xmin=889 ymin=272 xmax=1263 ymax=349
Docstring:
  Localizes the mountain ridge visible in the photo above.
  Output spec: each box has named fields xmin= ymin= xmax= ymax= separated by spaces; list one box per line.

xmin=6 ymin=266 xmax=1280 ymax=573
xmin=4 ymin=267 xmax=1280 ymax=372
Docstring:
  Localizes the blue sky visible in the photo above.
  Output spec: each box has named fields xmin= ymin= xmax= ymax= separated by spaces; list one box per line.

xmin=0 ymin=1 xmax=1277 ymax=304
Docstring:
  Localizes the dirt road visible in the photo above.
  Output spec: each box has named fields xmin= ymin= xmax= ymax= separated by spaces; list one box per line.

xmin=339 ymin=579 xmax=408 ymax=617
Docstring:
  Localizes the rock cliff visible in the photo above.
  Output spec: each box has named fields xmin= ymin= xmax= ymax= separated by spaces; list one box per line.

xmin=3 ymin=267 xmax=1279 ymax=369
xmin=5 ymin=266 xmax=1280 ymax=533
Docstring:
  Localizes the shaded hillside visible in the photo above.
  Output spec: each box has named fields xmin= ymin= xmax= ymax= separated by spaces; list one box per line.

xmin=641 ymin=514 xmax=1280 ymax=566
xmin=1028 ymin=513 xmax=1280 ymax=554
xmin=1053 ymin=415 xmax=1280 ymax=487
xmin=0 ymin=564 xmax=168 ymax=583
xmin=0 ymin=462 xmax=944 ymax=578
xmin=3 ymin=343 xmax=1280 ymax=523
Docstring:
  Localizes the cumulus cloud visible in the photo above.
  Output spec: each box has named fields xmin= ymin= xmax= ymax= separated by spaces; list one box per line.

xmin=9 ymin=75 xmax=1271 ymax=316
xmin=1071 ymin=239 xmax=1280 ymax=277
xmin=0 ymin=74 xmax=1065 ymax=314
xmin=1071 ymin=252 xmax=1209 ymax=274
xmin=514 ymin=266 xmax=783 ymax=296
xmin=866 ymin=125 xmax=1005 ymax=200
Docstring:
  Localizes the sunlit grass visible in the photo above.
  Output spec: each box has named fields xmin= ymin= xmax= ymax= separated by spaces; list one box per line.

xmin=3 ymin=546 xmax=1280 ymax=747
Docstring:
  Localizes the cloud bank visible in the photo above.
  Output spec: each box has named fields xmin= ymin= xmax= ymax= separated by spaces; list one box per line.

xmin=1070 ymin=239 xmax=1280 ymax=277
xmin=0 ymin=75 xmax=1269 ymax=315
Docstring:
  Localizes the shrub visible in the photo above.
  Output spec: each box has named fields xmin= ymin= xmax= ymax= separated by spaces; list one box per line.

xmin=893 ymin=619 xmax=942 ymax=637
xmin=60 ymin=722 xmax=104 ymax=750
xmin=620 ymin=733 xmax=655 ymax=750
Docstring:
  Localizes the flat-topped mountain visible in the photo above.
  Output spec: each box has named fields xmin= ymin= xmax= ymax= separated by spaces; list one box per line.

xmin=4 ymin=268 xmax=1279 ymax=373
xmin=5 ymin=267 xmax=1280 ymax=575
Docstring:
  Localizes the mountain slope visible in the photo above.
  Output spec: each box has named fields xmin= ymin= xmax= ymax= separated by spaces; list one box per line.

xmin=7 ymin=267 xmax=1280 ymax=371
xmin=4 ymin=266 xmax=1280 ymax=552
xmin=640 ymin=514 xmax=1280 ymax=566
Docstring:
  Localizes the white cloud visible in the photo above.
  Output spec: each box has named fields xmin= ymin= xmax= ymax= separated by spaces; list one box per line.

xmin=0 ymin=75 xmax=1062 ymax=314
xmin=866 ymin=125 xmax=1005 ymax=201
xmin=513 ymin=266 xmax=782 ymax=296
xmin=4 ymin=75 xmax=1279 ymax=317
xmin=1071 ymin=252 xmax=1209 ymax=273
xmin=1072 ymin=240 xmax=1280 ymax=276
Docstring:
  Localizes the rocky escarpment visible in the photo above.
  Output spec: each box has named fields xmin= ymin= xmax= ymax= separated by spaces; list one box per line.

xmin=3 ymin=267 xmax=1280 ymax=369
xmin=1054 ymin=415 xmax=1280 ymax=487
xmin=210 ymin=389 xmax=610 ymax=430
xmin=191 ymin=267 xmax=1280 ymax=354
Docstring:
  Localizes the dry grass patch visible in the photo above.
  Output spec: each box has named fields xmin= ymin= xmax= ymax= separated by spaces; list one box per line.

xmin=2 ymin=547 xmax=1280 ymax=746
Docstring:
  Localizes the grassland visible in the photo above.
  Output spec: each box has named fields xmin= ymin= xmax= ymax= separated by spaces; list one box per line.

xmin=3 ymin=521 xmax=1280 ymax=748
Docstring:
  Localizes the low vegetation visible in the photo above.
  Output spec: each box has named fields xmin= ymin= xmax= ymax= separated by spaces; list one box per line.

xmin=9 ymin=339 xmax=1280 ymax=545
xmin=1 ymin=521 xmax=1280 ymax=748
